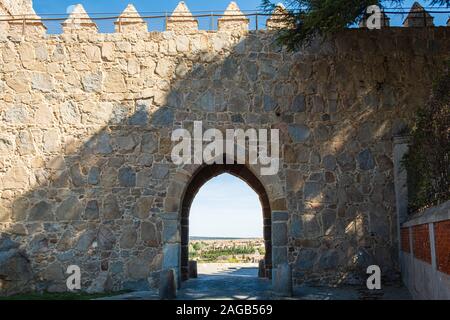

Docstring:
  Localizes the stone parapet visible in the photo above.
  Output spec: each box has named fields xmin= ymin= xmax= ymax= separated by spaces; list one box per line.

xmin=0 ymin=1 xmax=447 ymax=36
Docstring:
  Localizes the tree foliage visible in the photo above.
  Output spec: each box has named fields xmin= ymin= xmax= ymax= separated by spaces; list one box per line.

xmin=261 ymin=0 xmax=450 ymax=50
xmin=403 ymin=63 xmax=450 ymax=213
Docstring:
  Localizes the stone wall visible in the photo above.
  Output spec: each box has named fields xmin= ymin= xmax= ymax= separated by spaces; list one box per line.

xmin=0 ymin=2 xmax=449 ymax=295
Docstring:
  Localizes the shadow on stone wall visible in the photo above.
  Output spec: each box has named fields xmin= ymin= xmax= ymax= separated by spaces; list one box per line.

xmin=0 ymin=27 xmax=448 ymax=295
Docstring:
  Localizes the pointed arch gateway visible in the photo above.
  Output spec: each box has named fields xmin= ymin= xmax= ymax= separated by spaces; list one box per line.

xmin=180 ymin=163 xmax=273 ymax=281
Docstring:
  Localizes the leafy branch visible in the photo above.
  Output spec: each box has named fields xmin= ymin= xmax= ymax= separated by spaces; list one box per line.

xmin=261 ymin=0 xmax=449 ymax=50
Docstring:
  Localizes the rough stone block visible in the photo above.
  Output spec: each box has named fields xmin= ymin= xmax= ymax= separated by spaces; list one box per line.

xmin=272 ymin=211 xmax=288 ymax=222
xmin=141 ymin=221 xmax=160 ymax=246
xmin=272 ymin=246 xmax=287 ymax=268
xmin=163 ymin=219 xmax=179 ymax=243
xmin=272 ymin=223 xmax=287 ymax=246
xmin=288 ymin=124 xmax=310 ymax=143
xmin=163 ymin=244 xmax=180 ymax=269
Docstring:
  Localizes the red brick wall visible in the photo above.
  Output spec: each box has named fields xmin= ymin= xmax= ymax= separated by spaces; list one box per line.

xmin=434 ymin=221 xmax=450 ymax=275
xmin=413 ymin=224 xmax=431 ymax=264
xmin=401 ymin=228 xmax=410 ymax=253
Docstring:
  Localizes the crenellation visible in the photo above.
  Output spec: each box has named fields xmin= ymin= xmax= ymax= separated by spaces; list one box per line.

xmin=0 ymin=1 xmax=445 ymax=37
xmin=217 ymin=2 xmax=249 ymax=32
xmin=166 ymin=1 xmax=198 ymax=32
xmin=7 ymin=15 xmax=47 ymax=36
xmin=266 ymin=3 xmax=293 ymax=30
xmin=115 ymin=4 xmax=148 ymax=34
xmin=403 ymin=2 xmax=434 ymax=27
xmin=62 ymin=4 xmax=98 ymax=34
xmin=0 ymin=0 xmax=46 ymax=36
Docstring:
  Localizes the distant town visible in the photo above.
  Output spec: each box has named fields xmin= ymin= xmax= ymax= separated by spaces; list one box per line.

xmin=189 ymin=238 xmax=265 ymax=263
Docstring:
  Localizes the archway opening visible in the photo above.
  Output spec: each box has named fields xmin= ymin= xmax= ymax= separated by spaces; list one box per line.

xmin=189 ymin=173 xmax=263 ymax=273
xmin=180 ymin=164 xmax=272 ymax=281
xmin=189 ymin=173 xmax=263 ymax=239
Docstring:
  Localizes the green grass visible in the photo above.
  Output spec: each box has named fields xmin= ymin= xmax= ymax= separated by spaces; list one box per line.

xmin=0 ymin=291 xmax=129 ymax=300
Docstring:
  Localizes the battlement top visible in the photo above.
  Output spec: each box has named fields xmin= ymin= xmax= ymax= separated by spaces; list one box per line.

xmin=0 ymin=1 xmax=448 ymax=37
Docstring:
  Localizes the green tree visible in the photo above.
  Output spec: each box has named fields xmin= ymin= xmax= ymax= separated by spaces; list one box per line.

xmin=261 ymin=0 xmax=449 ymax=49
xmin=403 ymin=63 xmax=450 ymax=212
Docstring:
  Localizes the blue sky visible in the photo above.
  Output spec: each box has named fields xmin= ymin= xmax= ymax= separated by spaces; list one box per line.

xmin=32 ymin=0 xmax=449 ymax=33
xmin=189 ymin=174 xmax=263 ymax=238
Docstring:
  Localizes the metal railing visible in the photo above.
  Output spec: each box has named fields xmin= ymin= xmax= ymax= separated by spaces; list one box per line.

xmin=0 ymin=9 xmax=448 ymax=34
